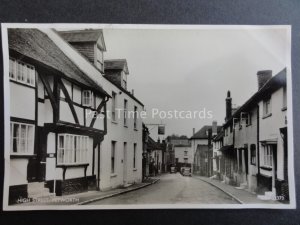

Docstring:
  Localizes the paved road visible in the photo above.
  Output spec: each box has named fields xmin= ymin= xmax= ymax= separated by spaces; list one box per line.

xmin=90 ymin=173 xmax=238 ymax=204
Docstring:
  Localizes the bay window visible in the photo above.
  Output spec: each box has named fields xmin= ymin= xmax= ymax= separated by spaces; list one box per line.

xmin=10 ymin=122 xmax=35 ymax=155
xmin=57 ymin=134 xmax=89 ymax=165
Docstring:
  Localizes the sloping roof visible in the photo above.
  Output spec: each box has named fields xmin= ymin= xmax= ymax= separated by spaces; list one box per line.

xmin=224 ymin=68 xmax=286 ymax=128
xmin=190 ymin=125 xmax=222 ymax=140
xmin=59 ymin=29 xmax=101 ymax=42
xmin=58 ymin=29 xmax=106 ymax=51
xmin=147 ymin=136 xmax=165 ymax=151
xmin=213 ymin=130 xmax=224 ymax=142
xmin=8 ymin=28 xmax=109 ymax=96
xmin=104 ymin=59 xmax=129 ymax=74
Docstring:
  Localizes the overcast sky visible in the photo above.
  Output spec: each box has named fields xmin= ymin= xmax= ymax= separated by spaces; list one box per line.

xmin=102 ymin=27 xmax=289 ymax=140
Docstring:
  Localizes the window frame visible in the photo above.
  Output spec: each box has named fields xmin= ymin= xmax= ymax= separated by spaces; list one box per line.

xmin=124 ymin=99 xmax=128 ymax=127
xmin=111 ymin=92 xmax=117 ymax=122
xmin=10 ymin=122 xmax=35 ymax=155
xmin=133 ymin=106 xmax=138 ymax=130
xmin=250 ymin=144 xmax=256 ymax=165
xmin=133 ymin=143 xmax=137 ymax=169
xmin=263 ymin=96 xmax=272 ymax=117
xmin=262 ymin=145 xmax=273 ymax=168
xmin=57 ymin=134 xmax=89 ymax=165
xmin=9 ymin=58 xmax=36 ymax=87
xmin=82 ymin=90 xmax=94 ymax=107
xmin=111 ymin=141 xmax=116 ymax=174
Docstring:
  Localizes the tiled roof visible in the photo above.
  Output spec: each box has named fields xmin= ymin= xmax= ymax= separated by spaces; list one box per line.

xmin=104 ymin=59 xmax=129 ymax=74
xmin=58 ymin=29 xmax=103 ymax=43
xmin=224 ymin=68 xmax=286 ymax=127
xmin=8 ymin=28 xmax=109 ymax=96
xmin=190 ymin=125 xmax=222 ymax=139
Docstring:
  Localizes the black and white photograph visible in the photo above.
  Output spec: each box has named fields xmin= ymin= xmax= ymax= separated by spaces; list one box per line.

xmin=1 ymin=24 xmax=295 ymax=210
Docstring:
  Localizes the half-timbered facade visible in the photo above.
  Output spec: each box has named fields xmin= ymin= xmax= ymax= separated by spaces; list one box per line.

xmin=49 ymin=29 xmax=144 ymax=191
xmin=8 ymin=29 xmax=109 ymax=204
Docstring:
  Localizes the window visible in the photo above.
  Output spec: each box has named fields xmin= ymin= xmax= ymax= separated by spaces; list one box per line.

xmin=134 ymin=106 xmax=137 ymax=129
xmin=124 ymin=99 xmax=128 ymax=126
xmin=57 ymin=134 xmax=88 ymax=165
xmin=10 ymin=122 xmax=35 ymax=154
xmin=263 ymin=97 xmax=271 ymax=116
xmin=250 ymin=144 xmax=256 ymax=165
xmin=111 ymin=141 xmax=116 ymax=173
xmin=133 ymin=143 xmax=137 ymax=169
xmin=184 ymin=158 xmax=188 ymax=164
xmin=82 ymin=90 xmax=94 ymax=107
xmin=263 ymin=145 xmax=273 ymax=167
xmin=111 ymin=92 xmax=117 ymax=122
xmin=9 ymin=58 xmax=35 ymax=86
xmin=184 ymin=151 xmax=188 ymax=156
xmin=247 ymin=112 xmax=252 ymax=126
xmin=283 ymin=87 xmax=287 ymax=109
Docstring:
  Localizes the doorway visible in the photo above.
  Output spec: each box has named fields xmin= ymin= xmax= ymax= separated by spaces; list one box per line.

xmin=123 ymin=142 xmax=127 ymax=185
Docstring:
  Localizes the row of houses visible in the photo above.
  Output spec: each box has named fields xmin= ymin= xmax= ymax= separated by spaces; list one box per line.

xmin=193 ymin=68 xmax=289 ymax=201
xmin=8 ymin=28 xmax=145 ymax=204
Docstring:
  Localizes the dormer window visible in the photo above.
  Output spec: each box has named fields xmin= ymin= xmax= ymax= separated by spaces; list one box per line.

xmin=82 ymin=90 xmax=94 ymax=107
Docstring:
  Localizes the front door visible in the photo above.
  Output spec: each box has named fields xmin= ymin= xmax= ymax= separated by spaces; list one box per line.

xmin=123 ymin=142 xmax=127 ymax=184
xmin=27 ymin=127 xmax=46 ymax=182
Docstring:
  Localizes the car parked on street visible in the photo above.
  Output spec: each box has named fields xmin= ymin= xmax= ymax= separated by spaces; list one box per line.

xmin=181 ymin=167 xmax=192 ymax=177
xmin=170 ymin=166 xmax=177 ymax=173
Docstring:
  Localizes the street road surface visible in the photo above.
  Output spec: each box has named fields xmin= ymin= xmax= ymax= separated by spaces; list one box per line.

xmin=90 ymin=173 xmax=238 ymax=205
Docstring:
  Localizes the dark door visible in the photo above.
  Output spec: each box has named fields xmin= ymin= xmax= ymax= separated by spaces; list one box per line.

xmin=244 ymin=146 xmax=248 ymax=175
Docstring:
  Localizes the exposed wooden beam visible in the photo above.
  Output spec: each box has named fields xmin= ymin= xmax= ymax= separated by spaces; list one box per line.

xmin=39 ymin=73 xmax=59 ymax=122
xmin=89 ymin=97 xmax=108 ymax=128
xmin=58 ymin=78 xmax=80 ymax=124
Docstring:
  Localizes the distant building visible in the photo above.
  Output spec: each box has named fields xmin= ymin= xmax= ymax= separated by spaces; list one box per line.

xmin=191 ymin=122 xmax=221 ymax=176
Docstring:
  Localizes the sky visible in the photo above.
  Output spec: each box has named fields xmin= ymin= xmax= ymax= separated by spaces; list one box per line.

xmin=102 ymin=27 xmax=289 ymax=140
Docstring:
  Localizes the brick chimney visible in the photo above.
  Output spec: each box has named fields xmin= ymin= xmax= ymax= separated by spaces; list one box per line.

xmin=212 ymin=121 xmax=217 ymax=136
xmin=226 ymin=91 xmax=232 ymax=121
xmin=257 ymin=70 xmax=272 ymax=90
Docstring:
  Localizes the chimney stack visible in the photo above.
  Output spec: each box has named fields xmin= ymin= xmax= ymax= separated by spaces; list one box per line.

xmin=257 ymin=70 xmax=272 ymax=90
xmin=212 ymin=121 xmax=217 ymax=136
xmin=226 ymin=90 xmax=232 ymax=121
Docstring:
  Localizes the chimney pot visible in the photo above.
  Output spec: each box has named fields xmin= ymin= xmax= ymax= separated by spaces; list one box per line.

xmin=257 ymin=70 xmax=272 ymax=90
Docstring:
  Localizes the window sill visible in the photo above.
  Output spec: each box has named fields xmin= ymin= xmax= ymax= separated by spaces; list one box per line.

xmin=110 ymin=173 xmax=117 ymax=178
xmin=246 ymin=124 xmax=252 ymax=127
xmin=281 ymin=106 xmax=287 ymax=111
xmin=262 ymin=113 xmax=272 ymax=119
xmin=10 ymin=154 xmax=36 ymax=159
xmin=124 ymin=125 xmax=128 ymax=128
xmin=57 ymin=163 xmax=89 ymax=168
xmin=133 ymin=168 xmax=137 ymax=171
xmin=260 ymin=166 xmax=272 ymax=171
xmin=134 ymin=128 xmax=138 ymax=131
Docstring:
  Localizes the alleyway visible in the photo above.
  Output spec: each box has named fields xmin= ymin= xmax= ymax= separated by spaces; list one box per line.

xmin=90 ymin=173 xmax=238 ymax=205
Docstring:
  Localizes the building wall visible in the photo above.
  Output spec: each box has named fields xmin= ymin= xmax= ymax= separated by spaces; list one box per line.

xmin=45 ymin=29 xmax=144 ymax=191
xmin=259 ymin=87 xmax=287 ymax=181
xmin=174 ymin=146 xmax=193 ymax=164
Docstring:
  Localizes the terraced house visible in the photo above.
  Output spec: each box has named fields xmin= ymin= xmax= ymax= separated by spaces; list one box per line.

xmin=216 ymin=68 xmax=289 ymax=201
xmin=7 ymin=28 xmax=144 ymax=204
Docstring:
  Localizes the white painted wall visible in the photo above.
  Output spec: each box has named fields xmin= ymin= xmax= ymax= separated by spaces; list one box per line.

xmin=174 ymin=146 xmax=193 ymax=164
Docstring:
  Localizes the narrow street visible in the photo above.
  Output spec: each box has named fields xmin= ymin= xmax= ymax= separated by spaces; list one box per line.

xmin=90 ymin=173 xmax=238 ymax=205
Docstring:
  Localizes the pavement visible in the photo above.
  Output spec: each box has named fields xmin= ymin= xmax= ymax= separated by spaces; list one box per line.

xmin=16 ymin=173 xmax=282 ymax=206
xmin=88 ymin=173 xmax=239 ymax=205
xmin=17 ymin=178 xmax=159 ymax=206
xmin=194 ymin=176 xmax=281 ymax=204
